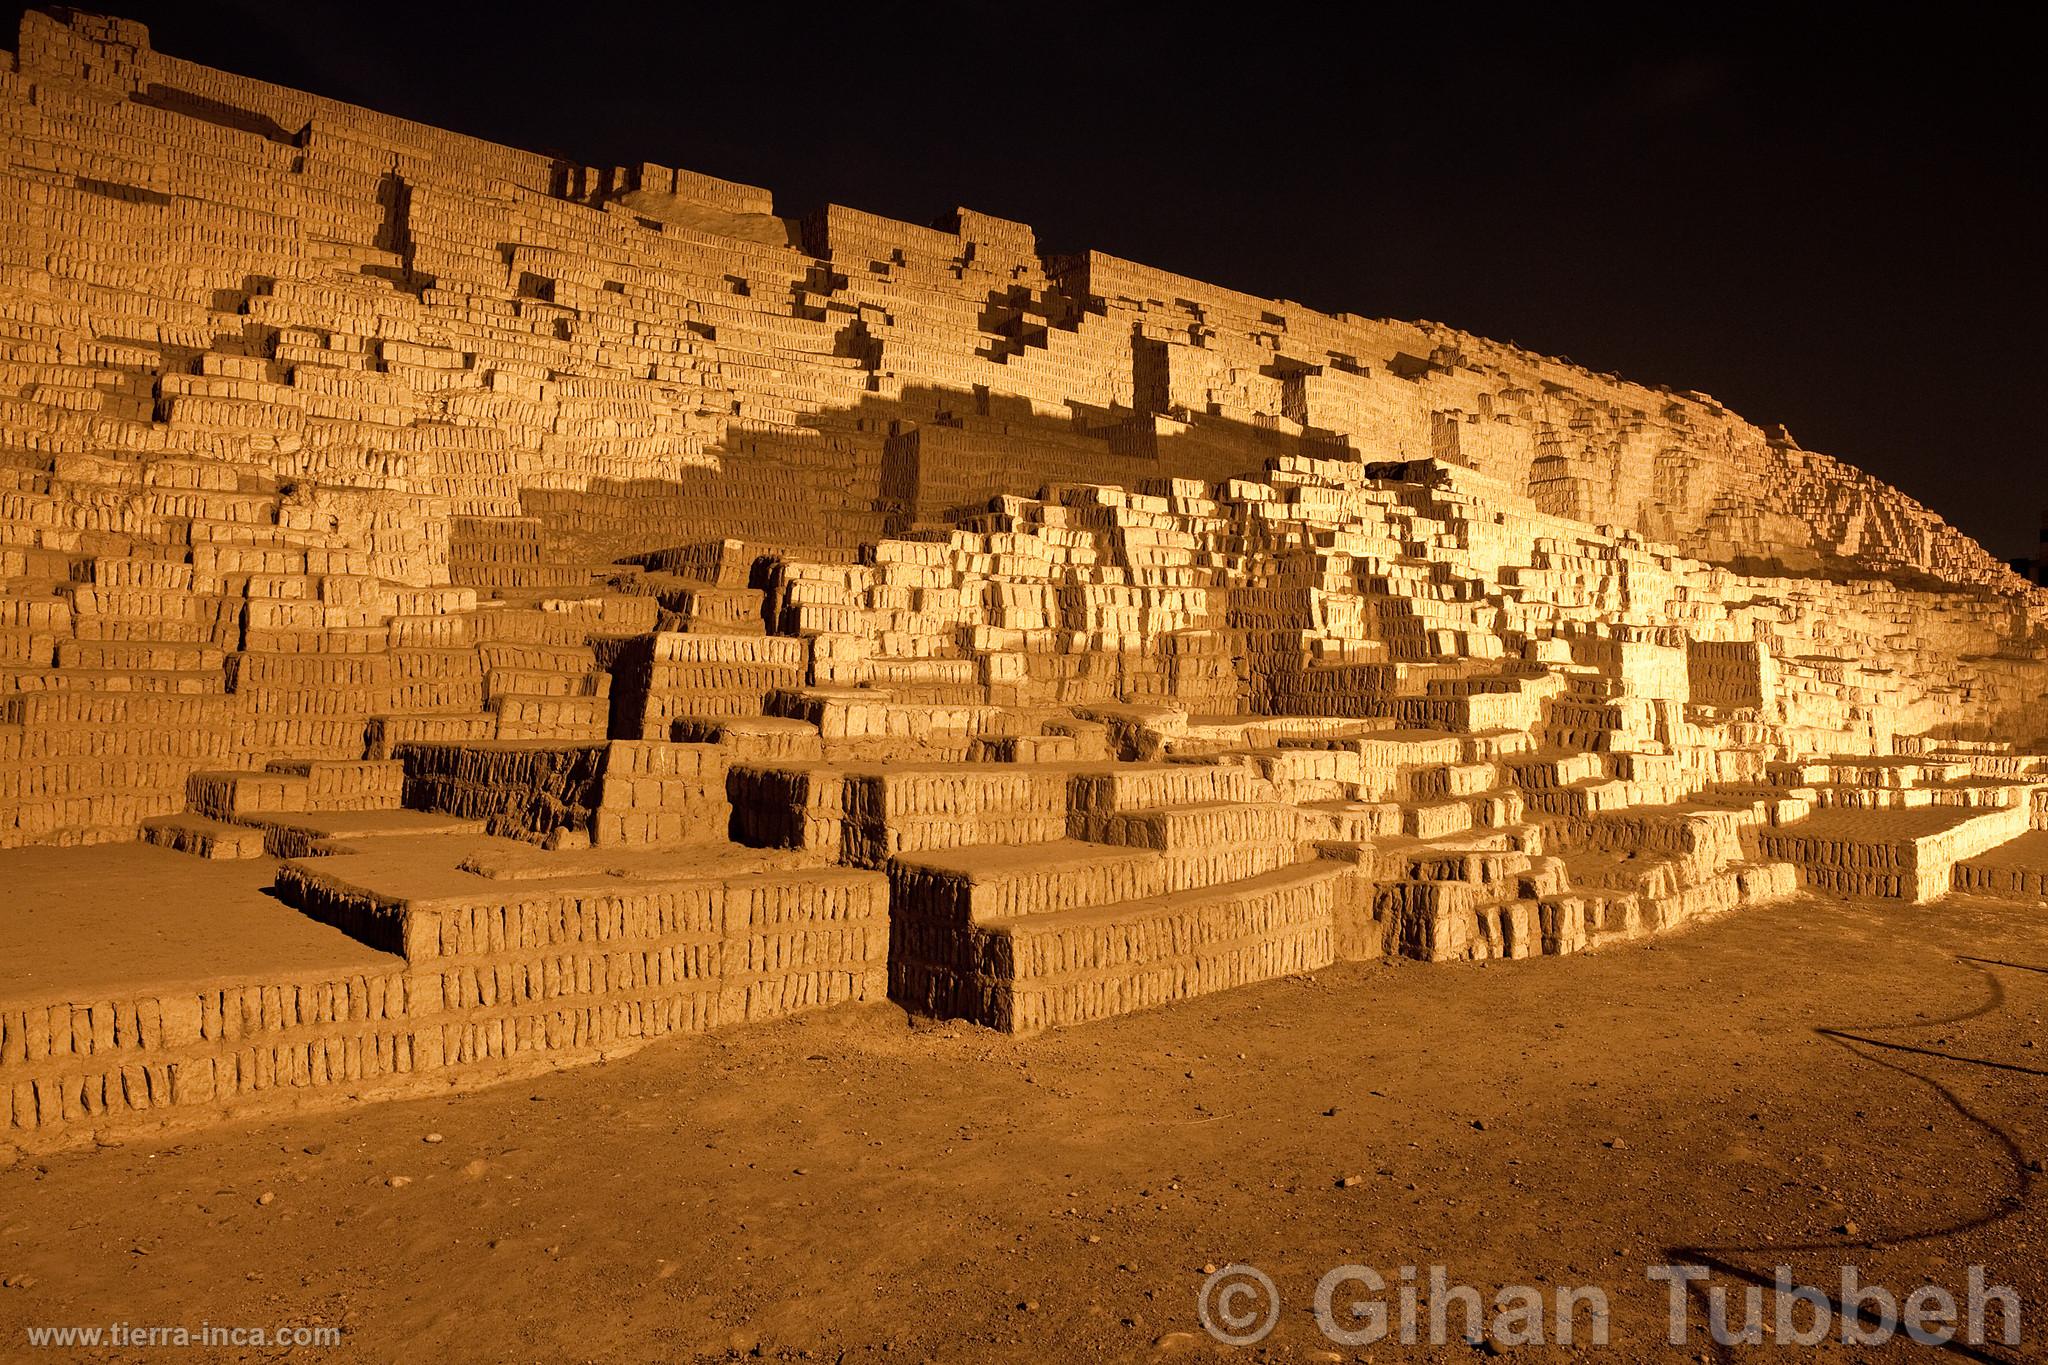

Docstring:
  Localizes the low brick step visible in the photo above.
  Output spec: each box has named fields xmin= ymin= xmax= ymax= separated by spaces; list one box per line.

xmin=1557 ymin=847 xmax=1693 ymax=899
xmin=1281 ymin=728 xmax=1463 ymax=764
xmin=1805 ymin=777 xmax=2041 ymax=813
xmin=1382 ymin=689 xmax=1543 ymax=734
xmin=367 ymin=712 xmax=500 ymax=758
xmin=0 ymin=667 xmax=225 ymax=695
xmin=70 ymin=616 xmax=221 ymax=645
xmin=662 ymin=584 xmax=766 ymax=633
xmin=1075 ymin=800 xmax=1298 ymax=852
xmin=847 ymin=810 xmax=1069 ymax=866
xmin=55 ymin=639 xmax=225 ymax=671
xmin=1768 ymin=756 xmax=1974 ymax=789
xmin=1282 ymin=729 xmax=1530 ymax=801
xmin=1579 ymin=861 xmax=1798 ymax=948
xmin=276 ymin=842 xmax=889 ymax=1014
xmin=1504 ymin=750 xmax=1608 ymax=790
xmin=1402 ymin=797 xmax=1476 ymax=838
xmin=1400 ymin=843 xmax=1542 ymax=888
xmin=186 ymin=769 xmax=310 ymax=819
xmin=1314 ymin=825 xmax=1545 ymax=880
xmin=240 ymin=808 xmax=492 ymax=858
xmin=892 ymin=860 xmax=1347 ymax=1034
xmin=844 ymin=763 xmax=1075 ymax=821
xmin=593 ymin=741 xmax=731 ymax=848
xmin=1383 ymin=857 xmax=1795 ymax=963
xmin=0 ymin=630 xmax=54 ymax=668
xmin=672 ymin=715 xmax=823 ymax=762
xmin=1519 ymin=776 xmax=1635 ymax=818
xmin=476 ymin=643 xmax=606 ymax=674
xmin=484 ymin=667 xmax=610 ymax=700
xmin=138 ymin=813 xmax=267 ymax=859
xmin=1298 ymin=800 xmax=1405 ymax=842
xmin=860 ymin=658 xmax=980 ymax=686
xmin=1951 ymin=830 xmax=2048 ymax=901
xmin=1066 ymin=762 xmax=1269 ymax=814
xmin=891 ymin=836 xmax=1302 ymax=925
xmin=1611 ymin=751 xmax=1686 ymax=785
xmin=1246 ymin=746 xmax=1361 ymax=794
xmin=265 ymin=759 xmax=404 ymax=811
xmin=1756 ymin=803 xmax=2031 ymax=903
xmin=490 ymin=693 xmax=609 ymax=740
xmin=1405 ymin=761 xmax=1499 ymax=801
xmin=969 ymin=734 xmax=1080 ymax=764
xmin=767 ymin=687 xmax=998 ymax=744
xmin=891 ymin=840 xmax=1165 ymax=924
xmin=1286 ymin=726 xmax=1536 ymax=761
xmin=636 ymin=689 xmax=778 ymax=730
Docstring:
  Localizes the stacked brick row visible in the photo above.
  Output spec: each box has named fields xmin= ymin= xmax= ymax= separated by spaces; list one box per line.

xmin=3 ymin=859 xmax=888 ymax=1141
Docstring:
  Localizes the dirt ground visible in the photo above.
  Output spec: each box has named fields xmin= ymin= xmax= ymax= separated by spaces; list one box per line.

xmin=3 ymin=892 xmax=2045 ymax=1363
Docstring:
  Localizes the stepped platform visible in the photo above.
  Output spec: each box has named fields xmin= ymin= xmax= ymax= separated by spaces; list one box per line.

xmin=276 ymin=832 xmax=888 ymax=1026
xmin=880 ymin=751 xmax=1361 ymax=1031
xmin=1755 ymin=803 xmax=2031 ymax=903
xmin=889 ymin=839 xmax=1166 ymax=923
xmin=0 ymin=827 xmax=891 ymax=1148
xmin=237 ymin=808 xmax=494 ymax=857
xmin=0 ymin=844 xmax=407 ymax=1139
xmin=137 ymin=812 xmax=268 ymax=859
xmin=1952 ymin=830 xmax=2048 ymax=900
xmin=891 ymin=860 xmax=1349 ymax=1034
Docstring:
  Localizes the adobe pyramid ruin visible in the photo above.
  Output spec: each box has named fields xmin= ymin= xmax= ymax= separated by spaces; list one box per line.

xmin=1 ymin=10 xmax=2043 ymax=1148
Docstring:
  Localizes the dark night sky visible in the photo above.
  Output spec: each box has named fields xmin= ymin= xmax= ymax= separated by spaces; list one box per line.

xmin=17 ymin=3 xmax=2046 ymax=560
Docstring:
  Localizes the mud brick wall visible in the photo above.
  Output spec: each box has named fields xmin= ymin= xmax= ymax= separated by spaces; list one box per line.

xmin=889 ymin=842 xmax=1303 ymax=928
xmin=5 ymin=862 xmax=890 ymax=1145
xmin=398 ymin=741 xmax=608 ymax=842
xmin=841 ymin=767 xmax=1073 ymax=866
xmin=406 ymin=872 xmax=888 ymax=1059
xmin=268 ymin=759 xmax=405 ymax=811
xmin=1543 ymin=805 xmax=1756 ymax=869
xmin=1754 ymin=806 xmax=2030 ymax=903
xmin=398 ymin=739 xmax=732 ymax=847
xmin=387 ymin=647 xmax=486 ymax=713
xmin=0 ymin=691 xmax=239 ymax=846
xmin=592 ymin=741 xmax=730 ymax=846
xmin=1378 ymin=879 xmax=1502 ymax=962
xmin=279 ymin=863 xmax=890 ymax=1040
xmin=367 ymin=713 xmax=497 ymax=758
xmin=186 ymin=769 xmax=308 ymax=819
xmin=892 ymin=865 xmax=1341 ymax=1033
xmin=1954 ymin=842 xmax=2048 ymax=899
xmin=727 ymin=764 xmax=848 ymax=859
xmin=609 ymin=632 xmax=809 ymax=738
xmin=999 ymin=874 xmax=1337 ymax=1033
xmin=672 ymin=716 xmax=825 ymax=763
xmin=1687 ymin=639 xmax=1770 ymax=710
xmin=1 ymin=963 xmax=420 ymax=1141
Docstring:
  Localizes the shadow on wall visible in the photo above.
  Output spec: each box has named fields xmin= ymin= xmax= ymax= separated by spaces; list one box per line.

xmin=478 ymin=383 xmax=2048 ymax=622
xmin=502 ymin=383 xmax=1368 ymax=568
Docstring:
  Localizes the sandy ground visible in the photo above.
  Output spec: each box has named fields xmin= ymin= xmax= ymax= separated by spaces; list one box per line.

xmin=3 ymin=892 xmax=2045 ymax=1363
